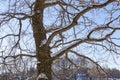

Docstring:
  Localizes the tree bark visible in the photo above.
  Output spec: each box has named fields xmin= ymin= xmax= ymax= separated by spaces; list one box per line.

xmin=32 ymin=0 xmax=52 ymax=80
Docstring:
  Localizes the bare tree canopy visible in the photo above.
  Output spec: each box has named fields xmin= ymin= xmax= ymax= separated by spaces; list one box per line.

xmin=0 ymin=0 xmax=120 ymax=80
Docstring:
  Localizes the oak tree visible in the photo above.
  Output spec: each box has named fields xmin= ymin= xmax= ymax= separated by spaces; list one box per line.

xmin=0 ymin=0 xmax=120 ymax=80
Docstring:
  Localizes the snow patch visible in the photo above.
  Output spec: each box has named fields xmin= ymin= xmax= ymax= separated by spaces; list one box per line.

xmin=44 ymin=0 xmax=57 ymax=4
xmin=39 ymin=39 xmax=47 ymax=47
xmin=36 ymin=10 xmax=41 ymax=14
xmin=53 ymin=40 xmax=80 ymax=56
xmin=45 ymin=24 xmax=62 ymax=32
xmin=37 ymin=61 xmax=41 ymax=64
xmin=36 ymin=73 xmax=48 ymax=80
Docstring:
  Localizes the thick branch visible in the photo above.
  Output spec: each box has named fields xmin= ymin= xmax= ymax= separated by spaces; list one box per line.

xmin=46 ymin=0 xmax=115 ymax=46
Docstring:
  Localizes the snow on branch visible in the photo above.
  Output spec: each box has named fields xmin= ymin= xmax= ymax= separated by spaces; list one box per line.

xmin=44 ymin=0 xmax=58 ymax=4
xmin=45 ymin=24 xmax=62 ymax=33
xmin=46 ymin=0 xmax=115 ymax=46
xmin=52 ymin=40 xmax=82 ymax=60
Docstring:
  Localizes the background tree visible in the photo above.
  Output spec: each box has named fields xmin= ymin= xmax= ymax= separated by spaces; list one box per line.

xmin=107 ymin=68 xmax=120 ymax=79
xmin=0 ymin=0 xmax=120 ymax=80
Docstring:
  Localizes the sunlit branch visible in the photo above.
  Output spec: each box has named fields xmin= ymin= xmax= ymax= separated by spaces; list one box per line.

xmin=52 ymin=40 xmax=83 ymax=60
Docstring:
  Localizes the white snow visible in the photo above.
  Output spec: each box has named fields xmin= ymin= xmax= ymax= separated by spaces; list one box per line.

xmin=37 ymin=61 xmax=41 ymax=64
xmin=39 ymin=39 xmax=47 ymax=47
xmin=53 ymin=40 xmax=80 ymax=56
xmin=36 ymin=73 xmax=48 ymax=80
xmin=36 ymin=10 xmax=41 ymax=14
xmin=45 ymin=25 xmax=62 ymax=32
xmin=46 ymin=26 xmax=57 ymax=31
xmin=44 ymin=0 xmax=57 ymax=4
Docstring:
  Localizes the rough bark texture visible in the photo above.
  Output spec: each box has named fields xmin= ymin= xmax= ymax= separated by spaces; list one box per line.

xmin=32 ymin=0 xmax=52 ymax=80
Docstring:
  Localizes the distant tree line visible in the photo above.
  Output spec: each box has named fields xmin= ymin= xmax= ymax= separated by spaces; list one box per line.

xmin=106 ymin=68 xmax=120 ymax=79
xmin=0 ymin=59 xmax=120 ymax=80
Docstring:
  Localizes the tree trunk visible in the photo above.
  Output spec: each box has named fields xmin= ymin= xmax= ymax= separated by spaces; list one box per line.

xmin=32 ymin=0 xmax=52 ymax=80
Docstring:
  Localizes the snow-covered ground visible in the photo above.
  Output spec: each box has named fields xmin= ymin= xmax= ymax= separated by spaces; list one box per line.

xmin=76 ymin=78 xmax=120 ymax=80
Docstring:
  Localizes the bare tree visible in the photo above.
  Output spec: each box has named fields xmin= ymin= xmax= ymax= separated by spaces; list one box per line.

xmin=0 ymin=0 xmax=120 ymax=80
